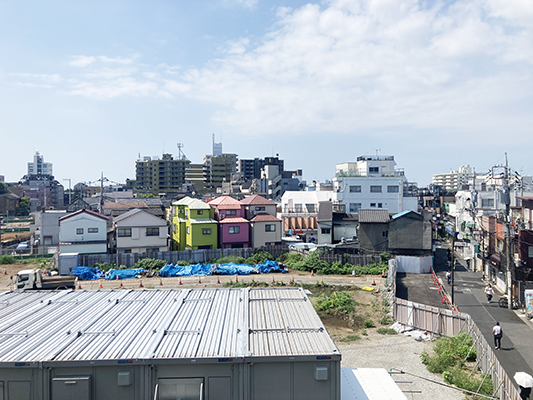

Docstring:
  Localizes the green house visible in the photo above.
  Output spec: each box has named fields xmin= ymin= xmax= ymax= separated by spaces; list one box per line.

xmin=171 ymin=197 xmax=218 ymax=250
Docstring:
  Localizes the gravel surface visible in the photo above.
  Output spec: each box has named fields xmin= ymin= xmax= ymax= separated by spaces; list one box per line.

xmin=337 ymin=331 xmax=465 ymax=400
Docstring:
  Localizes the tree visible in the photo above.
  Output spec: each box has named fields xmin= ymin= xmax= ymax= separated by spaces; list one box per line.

xmin=0 ymin=182 xmax=8 ymax=195
xmin=16 ymin=197 xmax=30 ymax=216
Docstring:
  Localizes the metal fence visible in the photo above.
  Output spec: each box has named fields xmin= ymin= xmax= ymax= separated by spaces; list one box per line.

xmin=317 ymin=253 xmax=381 ymax=265
xmin=394 ymin=298 xmax=519 ymax=399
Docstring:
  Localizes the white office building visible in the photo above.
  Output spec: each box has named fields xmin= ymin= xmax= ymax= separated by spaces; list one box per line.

xmin=333 ymin=155 xmax=418 ymax=214
xmin=28 ymin=151 xmax=53 ymax=176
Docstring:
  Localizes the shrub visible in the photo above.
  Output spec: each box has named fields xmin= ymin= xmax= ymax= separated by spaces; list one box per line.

xmin=0 ymin=255 xmax=16 ymax=265
xmin=94 ymin=262 xmax=116 ymax=272
xmin=363 ymin=319 xmax=375 ymax=328
xmin=133 ymin=258 xmax=167 ymax=270
xmin=443 ymin=366 xmax=493 ymax=396
xmin=217 ymin=255 xmax=246 ymax=264
xmin=380 ymin=317 xmax=393 ymax=325
xmin=315 ymin=291 xmax=356 ymax=314
xmin=245 ymin=249 xmax=274 ymax=265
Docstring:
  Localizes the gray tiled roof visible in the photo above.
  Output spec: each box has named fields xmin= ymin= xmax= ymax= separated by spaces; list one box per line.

xmin=358 ymin=209 xmax=390 ymax=223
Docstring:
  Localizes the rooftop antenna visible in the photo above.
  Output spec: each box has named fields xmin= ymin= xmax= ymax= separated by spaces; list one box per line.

xmin=177 ymin=143 xmax=188 ymax=160
xmin=375 ymin=149 xmax=381 ymax=157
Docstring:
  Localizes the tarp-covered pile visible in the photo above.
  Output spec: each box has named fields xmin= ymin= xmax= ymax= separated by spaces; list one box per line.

xmin=158 ymin=260 xmax=286 ymax=277
xmin=105 ymin=268 xmax=145 ymax=280
xmin=70 ymin=267 xmax=104 ymax=281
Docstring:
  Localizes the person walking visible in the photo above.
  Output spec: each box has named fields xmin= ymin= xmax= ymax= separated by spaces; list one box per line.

xmin=519 ymin=385 xmax=531 ymax=400
xmin=446 ymin=270 xmax=452 ymax=285
xmin=493 ymin=322 xmax=503 ymax=350
xmin=485 ymin=284 xmax=493 ymax=303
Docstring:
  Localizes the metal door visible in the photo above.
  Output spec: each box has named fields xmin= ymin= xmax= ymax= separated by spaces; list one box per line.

xmin=52 ymin=376 xmax=91 ymax=400
xmin=155 ymin=378 xmax=204 ymax=400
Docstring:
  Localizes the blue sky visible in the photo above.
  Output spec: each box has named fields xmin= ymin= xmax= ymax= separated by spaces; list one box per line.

xmin=1 ymin=0 xmax=533 ymax=188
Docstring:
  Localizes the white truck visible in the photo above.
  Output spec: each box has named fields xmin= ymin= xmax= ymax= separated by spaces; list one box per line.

xmin=14 ymin=269 xmax=76 ymax=291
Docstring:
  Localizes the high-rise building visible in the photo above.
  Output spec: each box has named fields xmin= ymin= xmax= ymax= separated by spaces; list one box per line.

xmin=203 ymin=154 xmax=237 ymax=193
xmin=135 ymin=153 xmax=190 ymax=193
xmin=28 ymin=152 xmax=53 ymax=176
xmin=238 ymin=157 xmax=284 ymax=181
xmin=212 ymin=134 xmax=222 ymax=156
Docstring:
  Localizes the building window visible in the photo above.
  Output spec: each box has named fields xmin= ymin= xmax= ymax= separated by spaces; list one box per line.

xmin=197 ymin=210 xmax=203 ymax=215
xmin=118 ymin=249 xmax=132 ymax=254
xmin=185 ymin=209 xmax=189 ymax=219
xmin=369 ymin=167 xmax=379 ymax=174
xmin=76 ymin=228 xmax=84 ymax=235
xmin=321 ymin=228 xmax=331 ymax=234
xmin=178 ymin=208 xmax=184 ymax=214
xmin=255 ymin=207 xmax=266 ymax=211
xmin=370 ymin=203 xmax=376 ymax=207
xmin=378 ymin=203 xmax=382 ymax=208
xmin=88 ymin=228 xmax=98 ymax=233
xmin=481 ymin=198 xmax=494 ymax=207
xmin=146 ymin=227 xmax=159 ymax=236
xmin=370 ymin=186 xmax=382 ymax=193
xmin=382 ymin=230 xmax=389 ymax=238
xmin=295 ymin=204 xmax=303 ymax=212
xmin=349 ymin=185 xmax=361 ymax=193
xmin=306 ymin=204 xmax=316 ymax=213
xmin=187 ymin=226 xmax=190 ymax=235
xmin=387 ymin=186 xmax=399 ymax=193
xmin=226 ymin=210 xmax=237 ymax=215
xmin=118 ymin=228 xmax=132 ymax=237
xmin=265 ymin=224 xmax=276 ymax=232
xmin=229 ymin=226 xmax=240 ymax=234
xmin=349 ymin=203 xmax=361 ymax=212
xmin=202 ymin=229 xmax=211 ymax=235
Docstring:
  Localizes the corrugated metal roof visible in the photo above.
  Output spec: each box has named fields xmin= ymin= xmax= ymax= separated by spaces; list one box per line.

xmin=358 ymin=209 xmax=390 ymax=223
xmin=0 ymin=288 xmax=338 ymax=365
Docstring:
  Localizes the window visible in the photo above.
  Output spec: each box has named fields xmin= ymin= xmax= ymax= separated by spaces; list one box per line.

xmin=370 ymin=186 xmax=382 ymax=193
xmin=187 ymin=226 xmax=190 ymax=235
xmin=197 ymin=210 xmax=203 ymax=215
xmin=226 ymin=210 xmax=237 ymax=215
xmin=88 ymin=227 xmax=98 ymax=233
xmin=382 ymin=230 xmax=389 ymax=238
xmin=482 ymin=198 xmax=495 ymax=207
xmin=370 ymin=203 xmax=376 ymax=207
xmin=321 ymin=228 xmax=331 ymax=234
xmin=349 ymin=185 xmax=361 ymax=193
xmin=369 ymin=167 xmax=379 ymax=174
xmin=118 ymin=249 xmax=132 ymax=254
xmin=306 ymin=204 xmax=316 ymax=213
xmin=185 ymin=209 xmax=189 ymax=219
xmin=76 ymin=228 xmax=84 ymax=235
xmin=378 ymin=203 xmax=382 ymax=208
xmin=178 ymin=208 xmax=184 ymax=214
xmin=118 ymin=228 xmax=132 ymax=237
xmin=229 ymin=226 xmax=240 ymax=234
xmin=295 ymin=204 xmax=303 ymax=212
xmin=387 ymin=185 xmax=399 ymax=193
xmin=202 ymin=229 xmax=211 ymax=235
xmin=146 ymin=227 xmax=159 ymax=236
xmin=349 ymin=203 xmax=361 ymax=212
xmin=265 ymin=224 xmax=276 ymax=232
xmin=255 ymin=207 xmax=266 ymax=211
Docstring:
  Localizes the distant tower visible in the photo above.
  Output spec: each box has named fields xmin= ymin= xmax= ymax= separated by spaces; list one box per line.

xmin=28 ymin=151 xmax=53 ymax=176
xmin=212 ymin=134 xmax=222 ymax=156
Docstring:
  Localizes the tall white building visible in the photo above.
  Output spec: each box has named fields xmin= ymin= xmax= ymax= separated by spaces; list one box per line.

xmin=333 ymin=155 xmax=418 ymax=214
xmin=28 ymin=152 xmax=53 ymax=176
xmin=432 ymin=165 xmax=485 ymax=191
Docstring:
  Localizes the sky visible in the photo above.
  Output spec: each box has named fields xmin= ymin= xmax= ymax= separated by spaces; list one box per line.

xmin=1 ymin=0 xmax=533 ymax=188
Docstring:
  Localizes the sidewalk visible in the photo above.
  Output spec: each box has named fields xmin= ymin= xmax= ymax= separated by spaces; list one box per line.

xmin=433 ymin=243 xmax=533 ymax=380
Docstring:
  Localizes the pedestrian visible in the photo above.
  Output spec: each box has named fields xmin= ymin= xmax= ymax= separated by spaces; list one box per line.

xmin=485 ymin=284 xmax=493 ymax=303
xmin=446 ymin=270 xmax=451 ymax=285
xmin=493 ymin=321 xmax=503 ymax=350
xmin=519 ymin=385 xmax=531 ymax=400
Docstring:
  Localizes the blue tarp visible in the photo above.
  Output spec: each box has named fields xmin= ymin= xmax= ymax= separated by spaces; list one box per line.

xmin=176 ymin=263 xmax=213 ymax=276
xmin=71 ymin=267 xmax=104 ymax=281
xmin=158 ymin=264 xmax=184 ymax=277
xmin=214 ymin=262 xmax=255 ymax=275
xmin=256 ymin=260 xmax=286 ymax=274
xmin=105 ymin=268 xmax=145 ymax=280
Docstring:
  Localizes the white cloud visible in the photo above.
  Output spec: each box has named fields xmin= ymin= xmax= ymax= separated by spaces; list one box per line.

xmin=220 ymin=0 xmax=259 ymax=10
xmin=69 ymin=55 xmax=96 ymax=67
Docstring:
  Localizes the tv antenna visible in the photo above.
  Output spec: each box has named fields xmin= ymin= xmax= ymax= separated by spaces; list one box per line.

xmin=177 ymin=143 xmax=188 ymax=160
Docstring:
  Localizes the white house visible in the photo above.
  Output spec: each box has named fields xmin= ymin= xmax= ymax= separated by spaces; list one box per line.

xmin=113 ymin=208 xmax=169 ymax=254
xmin=59 ymin=209 xmax=109 ymax=254
xmin=333 ymin=155 xmax=418 ymax=214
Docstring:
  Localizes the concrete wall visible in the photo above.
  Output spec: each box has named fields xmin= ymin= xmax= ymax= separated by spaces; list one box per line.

xmin=358 ymin=223 xmax=389 ymax=253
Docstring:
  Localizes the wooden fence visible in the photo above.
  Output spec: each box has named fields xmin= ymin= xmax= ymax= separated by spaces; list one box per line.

xmin=394 ymin=298 xmax=519 ymax=399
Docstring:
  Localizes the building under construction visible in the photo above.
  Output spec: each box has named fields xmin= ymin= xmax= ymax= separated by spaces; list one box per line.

xmin=0 ymin=287 xmax=341 ymax=400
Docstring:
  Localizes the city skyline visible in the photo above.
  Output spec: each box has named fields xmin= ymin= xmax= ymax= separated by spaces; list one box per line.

xmin=1 ymin=0 xmax=532 ymax=186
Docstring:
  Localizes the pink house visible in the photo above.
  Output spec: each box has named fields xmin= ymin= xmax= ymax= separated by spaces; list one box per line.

xmin=208 ymin=196 xmax=250 ymax=248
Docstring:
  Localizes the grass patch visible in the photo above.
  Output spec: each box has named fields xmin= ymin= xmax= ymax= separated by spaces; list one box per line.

xmin=339 ymin=334 xmax=361 ymax=342
xmin=363 ymin=319 xmax=375 ymax=328
xmin=376 ymin=328 xmax=397 ymax=335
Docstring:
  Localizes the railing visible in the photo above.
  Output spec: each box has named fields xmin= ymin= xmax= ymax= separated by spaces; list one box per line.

xmin=394 ymin=298 xmax=519 ymax=400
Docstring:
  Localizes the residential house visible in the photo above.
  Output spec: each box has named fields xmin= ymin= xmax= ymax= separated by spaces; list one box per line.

xmin=171 ymin=197 xmax=218 ymax=250
xmin=333 ymin=155 xmax=418 ymax=214
xmin=0 ymin=193 xmax=19 ymax=215
xmin=209 ymin=196 xmax=250 ymax=249
xmin=241 ymin=195 xmax=282 ymax=247
xmin=388 ymin=210 xmax=432 ymax=256
xmin=316 ymin=201 xmax=358 ymax=246
xmin=113 ymin=208 xmax=169 ymax=255
xmin=357 ymin=209 xmax=390 ymax=254
xmin=58 ymin=209 xmax=109 ymax=254
xmin=30 ymin=210 xmax=68 ymax=246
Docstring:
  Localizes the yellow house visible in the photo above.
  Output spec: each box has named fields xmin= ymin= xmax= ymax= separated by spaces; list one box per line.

xmin=171 ymin=197 xmax=218 ymax=250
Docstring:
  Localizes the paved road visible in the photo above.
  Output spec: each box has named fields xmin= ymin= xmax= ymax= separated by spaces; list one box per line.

xmin=432 ymin=243 xmax=533 ymax=380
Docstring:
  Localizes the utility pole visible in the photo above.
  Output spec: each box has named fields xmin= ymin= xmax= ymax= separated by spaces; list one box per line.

xmin=504 ymin=154 xmax=513 ymax=309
